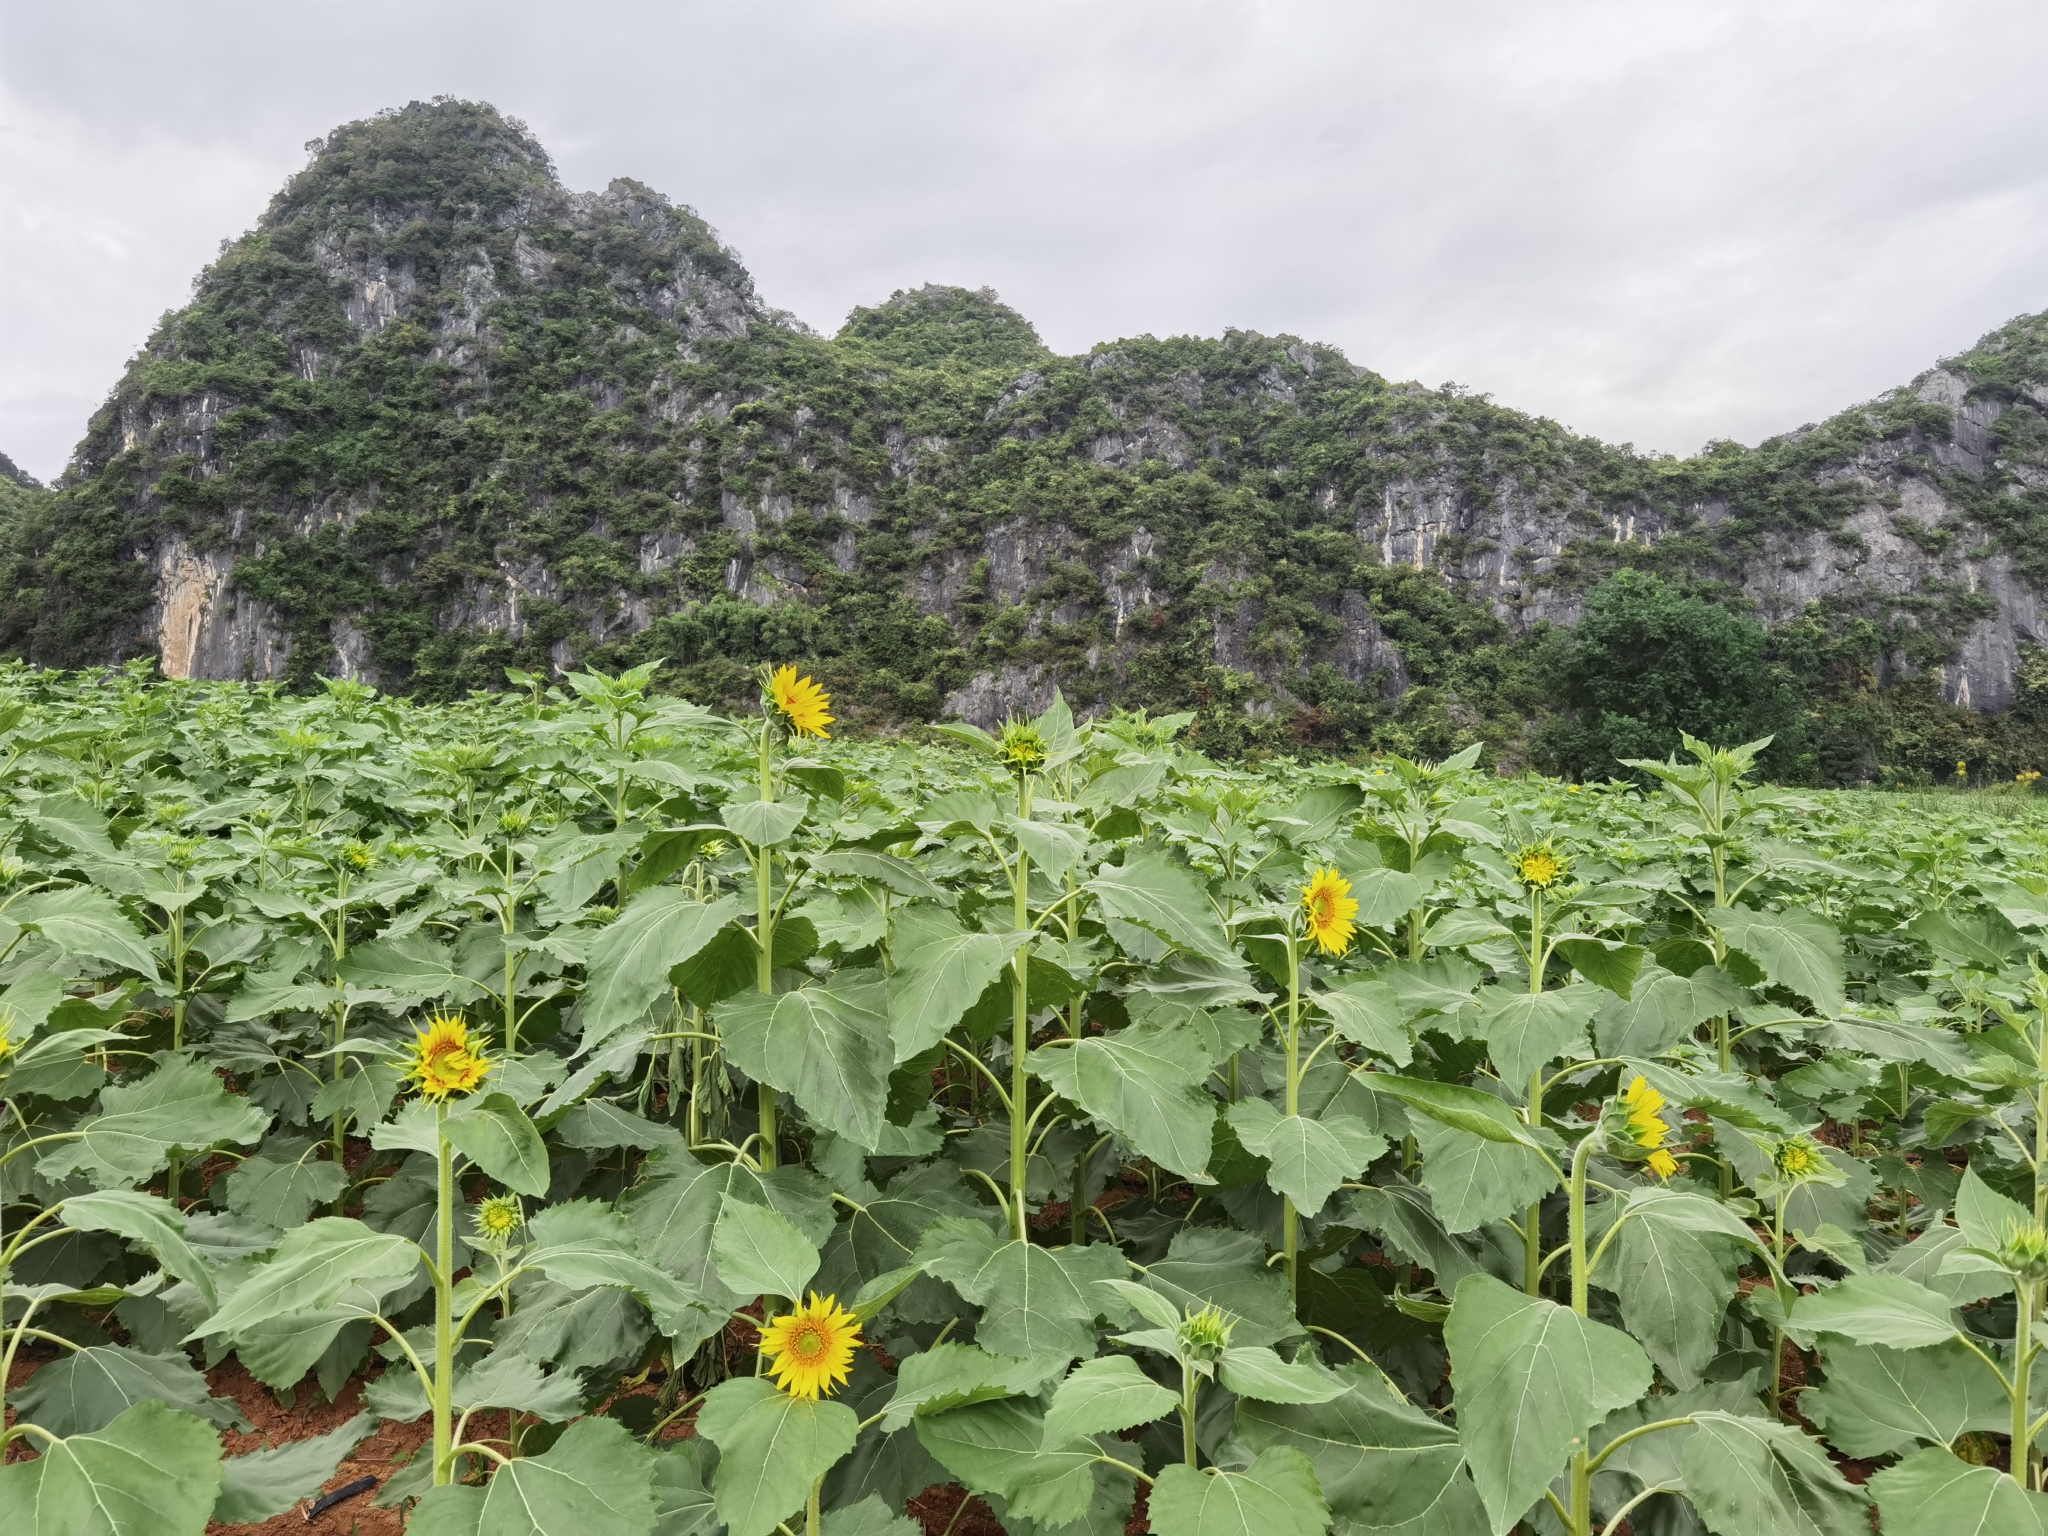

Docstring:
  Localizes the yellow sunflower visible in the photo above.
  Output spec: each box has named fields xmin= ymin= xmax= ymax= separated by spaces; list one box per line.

xmin=404 ymin=1012 xmax=493 ymax=1102
xmin=1513 ymin=843 xmax=1566 ymax=891
xmin=767 ymin=665 xmax=834 ymax=739
xmin=1301 ymin=867 xmax=1359 ymax=957
xmin=1622 ymin=1075 xmax=1678 ymax=1179
xmin=759 ymin=1292 xmax=861 ymax=1400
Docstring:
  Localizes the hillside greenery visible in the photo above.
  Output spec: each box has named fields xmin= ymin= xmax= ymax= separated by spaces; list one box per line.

xmin=3 ymin=99 xmax=2048 ymax=787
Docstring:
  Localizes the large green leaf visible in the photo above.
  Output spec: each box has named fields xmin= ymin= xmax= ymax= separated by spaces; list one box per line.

xmin=39 ymin=1054 xmax=269 ymax=1185
xmin=917 ymin=1217 xmax=1128 ymax=1362
xmin=1042 ymin=1355 xmax=1179 ymax=1444
xmin=1678 ymin=1411 xmax=1869 ymax=1536
xmin=1715 ymin=907 xmax=1844 ymax=1014
xmin=1085 ymin=844 xmax=1232 ymax=962
xmin=1141 ymin=1228 xmax=1299 ymax=1348
xmin=1030 ymin=1015 xmax=1223 ymax=1179
xmin=526 ymin=1200 xmax=718 ymax=1347
xmin=1361 ymin=1074 xmax=1533 ymax=1146
xmin=213 ymin=1412 xmax=375 ymax=1525
xmin=1224 ymin=1099 xmax=1385 ymax=1220
xmin=879 ymin=1343 xmax=1067 ymax=1429
xmin=1331 ymin=1181 xmax=1487 ymax=1291
xmin=1412 ymin=1117 xmax=1559 ymax=1234
xmin=13 ymin=885 xmax=161 ymax=978
xmin=1228 ymin=1360 xmax=1485 ymax=1536
xmin=625 ymin=1152 xmax=831 ymax=1311
xmin=443 ymin=1091 xmax=551 ymax=1196
xmin=1882 ymin=1218 xmax=2012 ymax=1306
xmin=0 ymin=1399 xmax=223 ymax=1536
xmin=1868 ymin=1446 xmax=2048 ymax=1535
xmin=1593 ymin=1192 xmax=1742 ymax=1389
xmin=1313 ymin=979 xmax=1413 ymax=1066
xmin=885 ymin=907 xmax=1028 ymax=1060
xmin=11 ymin=1344 xmax=236 ymax=1437
xmin=1594 ymin=964 xmax=1747 ymax=1058
xmin=1551 ymin=938 xmax=1645 ymax=999
xmin=712 ymin=1195 xmax=821 ymax=1302
xmin=722 ymin=797 xmax=807 ymax=848
xmin=1783 ymin=1272 xmax=1958 ymax=1349
xmin=1443 ymin=1273 xmax=1652 ymax=1535
xmin=698 ymin=1377 xmax=859 ymax=1536
xmin=1954 ymin=1163 xmax=2032 ymax=1254
xmin=221 ymin=1139 xmax=350 ymax=1229
xmin=912 ymin=1397 xmax=1103 ymax=1526
xmin=720 ymin=972 xmax=894 ymax=1149
xmin=1216 ymin=1348 xmax=1347 ymax=1405
xmin=1801 ymin=1339 xmax=2010 ymax=1457
xmin=1468 ymin=983 xmax=1603 ymax=1084
xmin=408 ymin=1415 xmax=661 ymax=1536
xmin=581 ymin=890 xmax=741 ymax=1048
xmin=58 ymin=1189 xmax=216 ymax=1309
xmin=187 ymin=1217 xmax=418 ymax=1341
xmin=1148 ymin=1446 xmax=1331 ymax=1536
xmin=338 ymin=931 xmax=489 ymax=1007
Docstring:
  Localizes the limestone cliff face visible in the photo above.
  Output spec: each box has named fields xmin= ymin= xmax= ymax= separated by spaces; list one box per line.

xmin=10 ymin=98 xmax=2048 ymax=742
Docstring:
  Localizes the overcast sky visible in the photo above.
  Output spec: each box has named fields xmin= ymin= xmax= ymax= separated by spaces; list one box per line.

xmin=4 ymin=2 xmax=2046 ymax=484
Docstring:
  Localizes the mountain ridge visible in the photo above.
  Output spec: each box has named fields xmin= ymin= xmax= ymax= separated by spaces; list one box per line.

xmin=6 ymin=97 xmax=2048 ymax=776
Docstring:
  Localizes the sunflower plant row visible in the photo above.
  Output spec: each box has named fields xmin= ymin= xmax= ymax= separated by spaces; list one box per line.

xmin=4 ymin=662 xmax=2048 ymax=1534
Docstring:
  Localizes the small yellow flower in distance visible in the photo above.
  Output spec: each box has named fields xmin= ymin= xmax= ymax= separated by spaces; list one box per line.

xmin=1301 ymin=867 xmax=1359 ymax=956
xmin=760 ymin=1292 xmax=862 ymax=1400
xmin=768 ymin=665 xmax=833 ymax=739
xmin=405 ymin=1012 xmax=493 ymax=1102
xmin=1514 ymin=844 xmax=1566 ymax=891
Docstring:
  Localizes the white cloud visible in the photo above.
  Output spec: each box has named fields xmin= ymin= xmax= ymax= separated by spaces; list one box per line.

xmin=3 ymin=0 xmax=2046 ymax=481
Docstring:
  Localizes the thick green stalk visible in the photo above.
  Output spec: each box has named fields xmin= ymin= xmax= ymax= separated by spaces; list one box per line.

xmin=433 ymin=1105 xmax=455 ymax=1484
xmin=1181 ymin=1361 xmax=1201 ymax=1467
xmin=1523 ymin=887 xmax=1546 ymax=1295
xmin=1565 ymin=1133 xmax=1596 ymax=1535
xmin=1283 ymin=934 xmax=1301 ymax=1304
xmin=1008 ymin=772 xmax=1034 ymax=1242
xmin=2014 ymin=1278 xmax=2037 ymax=1490
xmin=756 ymin=723 xmax=777 ymax=1171
xmin=807 ymin=1478 xmax=822 ymax=1536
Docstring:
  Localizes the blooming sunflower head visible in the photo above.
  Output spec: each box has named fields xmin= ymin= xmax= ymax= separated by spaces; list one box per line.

xmin=1301 ymin=867 xmax=1359 ymax=957
xmin=1513 ymin=843 xmax=1567 ymax=891
xmin=999 ymin=718 xmax=1048 ymax=773
xmin=766 ymin=665 xmax=833 ymax=739
xmin=474 ymin=1194 xmax=524 ymax=1246
xmin=760 ymin=1292 xmax=861 ymax=1400
xmin=1616 ymin=1075 xmax=1677 ymax=1179
xmin=1176 ymin=1303 xmax=1235 ymax=1361
xmin=1770 ymin=1135 xmax=1830 ymax=1183
xmin=404 ymin=1012 xmax=493 ymax=1102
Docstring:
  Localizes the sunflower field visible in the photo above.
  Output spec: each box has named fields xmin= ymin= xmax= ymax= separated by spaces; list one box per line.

xmin=4 ymin=662 xmax=2048 ymax=1535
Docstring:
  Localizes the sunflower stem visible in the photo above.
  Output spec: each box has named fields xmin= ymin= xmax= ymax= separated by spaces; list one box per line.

xmin=1283 ymin=929 xmax=1301 ymax=1306
xmin=432 ymin=1102 xmax=455 ymax=1486
xmin=756 ymin=718 xmax=778 ymax=1173
xmin=1008 ymin=768 xmax=1034 ymax=1243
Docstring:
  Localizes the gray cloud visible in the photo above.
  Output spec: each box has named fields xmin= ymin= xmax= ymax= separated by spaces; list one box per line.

xmin=3 ymin=0 xmax=2045 ymax=482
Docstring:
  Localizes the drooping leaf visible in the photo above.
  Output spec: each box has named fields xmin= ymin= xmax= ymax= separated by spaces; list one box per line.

xmin=1228 ymin=1360 xmax=1485 ymax=1536
xmin=1412 ymin=1117 xmax=1560 ymax=1235
xmin=879 ymin=1344 xmax=1067 ymax=1429
xmin=13 ymin=885 xmax=161 ymax=978
xmin=917 ymin=1217 xmax=1129 ymax=1362
xmin=1029 ymin=1015 xmax=1223 ymax=1180
xmin=221 ymin=1140 xmax=349 ymax=1230
xmin=1801 ymin=1338 xmax=2010 ymax=1458
xmin=712 ymin=1195 xmax=822 ymax=1302
xmin=1551 ymin=937 xmax=1645 ymax=999
xmin=40 ymin=1054 xmax=269 ymax=1185
xmin=212 ymin=1412 xmax=375 ymax=1525
xmin=1216 ymin=1347 xmax=1348 ymax=1405
xmin=1085 ymin=844 xmax=1232 ymax=962
xmin=58 ymin=1189 xmax=216 ymax=1309
xmin=525 ymin=1200 xmax=718 ymax=1348
xmin=697 ymin=1377 xmax=859 ymax=1536
xmin=1443 ymin=1273 xmax=1652 ymax=1535
xmin=886 ymin=907 xmax=1028 ymax=1061
xmin=11 ymin=1344 xmax=237 ymax=1438
xmin=0 ymin=1399 xmax=223 ymax=1536
xmin=1224 ymin=1099 xmax=1385 ymax=1220
xmin=1783 ymin=1272 xmax=1957 ymax=1350
xmin=1042 ymin=1355 xmax=1179 ymax=1444
xmin=1678 ymin=1410 xmax=1870 ymax=1536
xmin=408 ymin=1415 xmax=661 ymax=1536
xmin=1142 ymin=1228 xmax=1300 ymax=1348
xmin=720 ymin=972 xmax=894 ymax=1149
xmin=1715 ymin=907 xmax=1845 ymax=1014
xmin=1594 ymin=1193 xmax=1743 ymax=1389
xmin=1867 ymin=1446 xmax=2048 ymax=1535
xmin=187 ymin=1217 xmax=418 ymax=1341
xmin=581 ymin=890 xmax=741 ymax=1048
xmin=1148 ymin=1446 xmax=1331 ymax=1536
xmin=1594 ymin=964 xmax=1748 ymax=1058
xmin=443 ymin=1091 xmax=551 ymax=1197
xmin=1312 ymin=979 xmax=1413 ymax=1066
